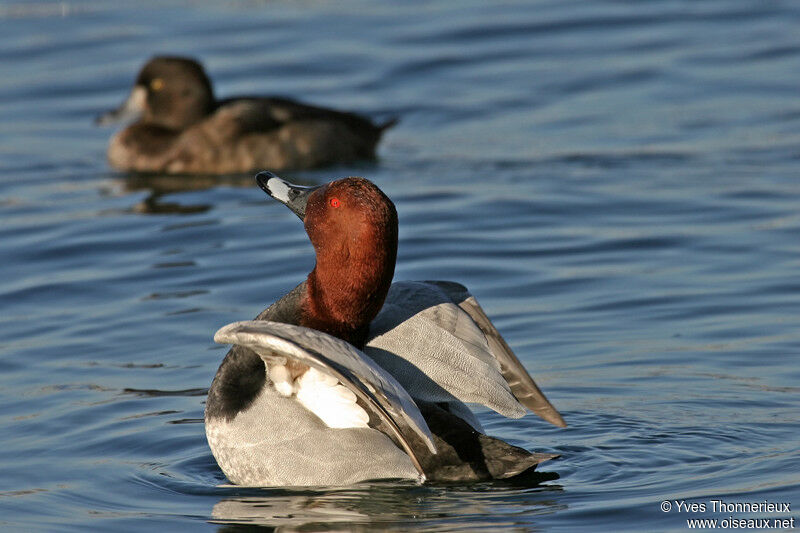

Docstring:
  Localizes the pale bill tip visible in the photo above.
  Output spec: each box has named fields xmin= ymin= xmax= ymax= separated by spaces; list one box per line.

xmin=266 ymin=177 xmax=291 ymax=203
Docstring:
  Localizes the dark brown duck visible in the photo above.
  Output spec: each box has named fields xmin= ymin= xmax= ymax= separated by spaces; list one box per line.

xmin=97 ymin=56 xmax=395 ymax=174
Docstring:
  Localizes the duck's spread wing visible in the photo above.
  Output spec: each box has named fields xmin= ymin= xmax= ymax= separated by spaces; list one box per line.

xmin=367 ymin=281 xmax=525 ymax=419
xmin=214 ymin=320 xmax=436 ymax=475
xmin=366 ymin=281 xmax=566 ymax=428
xmin=425 ymin=281 xmax=566 ymax=428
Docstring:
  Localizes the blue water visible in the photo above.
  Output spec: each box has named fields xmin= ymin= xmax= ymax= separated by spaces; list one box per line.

xmin=1 ymin=0 xmax=799 ymax=531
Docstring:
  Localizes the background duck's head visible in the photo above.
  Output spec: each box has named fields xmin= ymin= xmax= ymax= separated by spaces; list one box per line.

xmin=98 ymin=56 xmax=215 ymax=130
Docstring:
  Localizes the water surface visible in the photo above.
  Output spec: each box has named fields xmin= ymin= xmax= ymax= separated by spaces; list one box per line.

xmin=1 ymin=1 xmax=798 ymax=531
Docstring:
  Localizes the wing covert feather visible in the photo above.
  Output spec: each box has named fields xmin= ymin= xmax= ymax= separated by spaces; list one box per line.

xmin=214 ymin=320 xmax=436 ymax=476
xmin=426 ymin=281 xmax=567 ymax=428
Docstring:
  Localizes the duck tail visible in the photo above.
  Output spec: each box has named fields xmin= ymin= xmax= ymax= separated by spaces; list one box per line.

xmin=362 ymin=117 xmax=398 ymax=157
xmin=377 ymin=117 xmax=399 ymax=133
xmin=413 ymin=401 xmax=560 ymax=482
xmin=478 ymin=434 xmax=560 ymax=479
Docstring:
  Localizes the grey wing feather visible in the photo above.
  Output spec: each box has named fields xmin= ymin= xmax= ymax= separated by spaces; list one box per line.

xmin=214 ymin=320 xmax=436 ymax=475
xmin=426 ymin=281 xmax=567 ymax=428
xmin=366 ymin=281 xmax=526 ymax=419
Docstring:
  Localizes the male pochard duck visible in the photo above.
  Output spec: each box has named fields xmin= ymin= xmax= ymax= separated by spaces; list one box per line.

xmin=205 ymin=172 xmax=566 ymax=486
xmin=97 ymin=56 xmax=395 ymax=174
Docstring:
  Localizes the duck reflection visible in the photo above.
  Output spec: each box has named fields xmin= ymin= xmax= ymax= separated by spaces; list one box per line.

xmin=121 ymin=172 xmax=257 ymax=215
xmin=118 ymin=171 xmax=329 ymax=215
xmin=209 ymin=475 xmax=562 ymax=531
xmin=124 ymin=172 xmax=256 ymax=195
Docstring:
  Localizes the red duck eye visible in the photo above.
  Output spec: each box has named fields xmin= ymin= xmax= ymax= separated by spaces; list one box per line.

xmin=329 ymin=198 xmax=340 ymax=208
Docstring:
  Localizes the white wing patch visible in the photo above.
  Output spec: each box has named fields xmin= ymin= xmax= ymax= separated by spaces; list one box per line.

xmin=268 ymin=364 xmax=370 ymax=429
xmin=268 ymin=364 xmax=295 ymax=397
xmin=214 ymin=320 xmax=437 ymax=464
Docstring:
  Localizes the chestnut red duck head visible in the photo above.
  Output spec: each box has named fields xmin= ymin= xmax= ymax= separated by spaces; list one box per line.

xmin=256 ymin=171 xmax=397 ymax=348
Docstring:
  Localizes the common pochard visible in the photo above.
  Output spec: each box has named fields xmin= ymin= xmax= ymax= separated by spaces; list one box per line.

xmin=205 ymin=172 xmax=566 ymax=486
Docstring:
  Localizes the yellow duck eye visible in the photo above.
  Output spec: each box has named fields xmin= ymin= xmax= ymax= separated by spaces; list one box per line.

xmin=150 ymin=78 xmax=164 ymax=91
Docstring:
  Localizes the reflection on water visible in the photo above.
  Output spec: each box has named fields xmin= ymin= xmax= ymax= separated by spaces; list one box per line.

xmin=120 ymin=171 xmax=332 ymax=214
xmin=133 ymin=193 xmax=212 ymax=215
xmin=122 ymin=173 xmax=258 ymax=214
xmin=210 ymin=481 xmax=565 ymax=531
xmin=124 ymin=173 xmax=257 ymax=195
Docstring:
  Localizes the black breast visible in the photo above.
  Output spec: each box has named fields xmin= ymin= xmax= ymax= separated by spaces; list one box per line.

xmin=205 ymin=344 xmax=266 ymax=421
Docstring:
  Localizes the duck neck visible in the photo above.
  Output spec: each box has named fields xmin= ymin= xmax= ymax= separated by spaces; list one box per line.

xmin=303 ymin=237 xmax=396 ymax=348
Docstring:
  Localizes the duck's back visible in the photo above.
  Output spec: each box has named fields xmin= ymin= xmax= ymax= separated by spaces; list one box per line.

xmin=112 ymin=97 xmax=391 ymax=174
